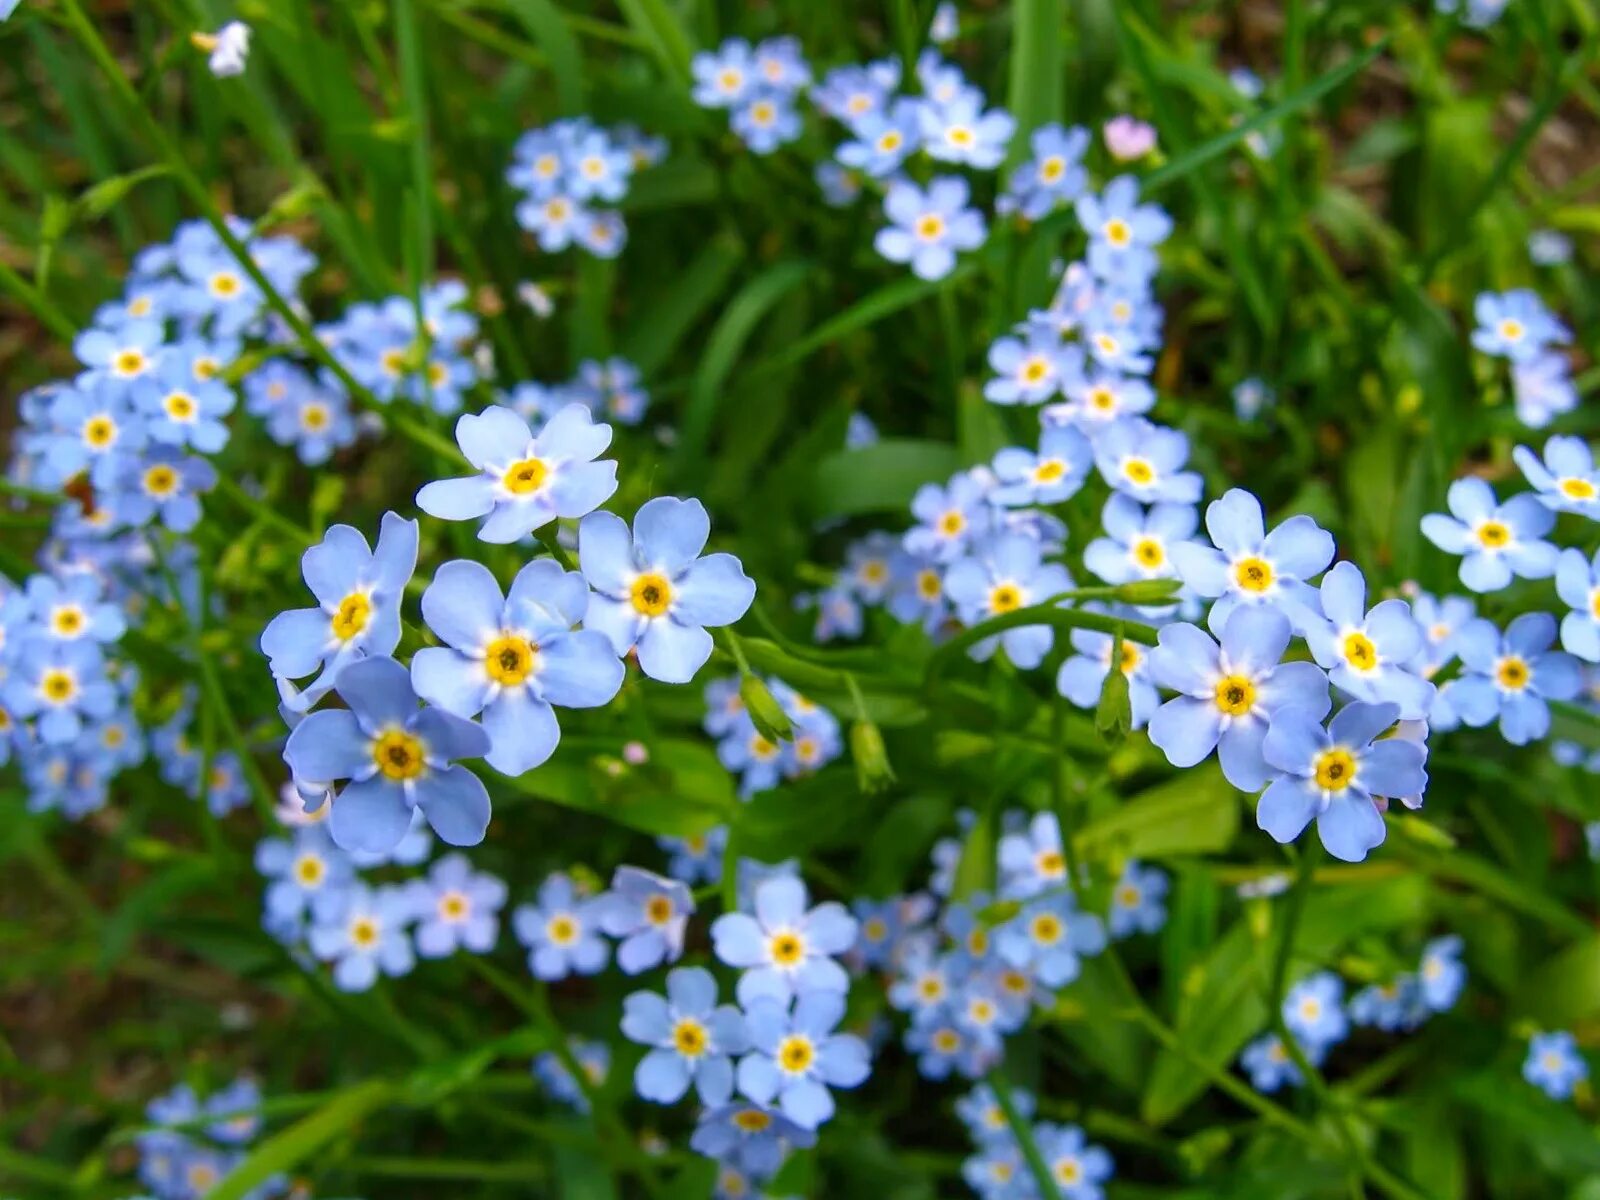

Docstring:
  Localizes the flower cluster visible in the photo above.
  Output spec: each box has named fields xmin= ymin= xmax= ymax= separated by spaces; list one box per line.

xmin=1241 ymin=938 xmax=1465 ymax=1092
xmin=507 ymin=118 xmax=666 ymax=257
xmin=692 ymin=36 xmax=812 ymax=154
xmin=705 ymin=673 xmax=843 ymax=797
xmin=1469 ymin=287 xmax=1577 ymax=427
xmin=957 ymin=1083 xmax=1114 ymax=1200
xmin=134 ymin=1078 xmax=283 ymax=1199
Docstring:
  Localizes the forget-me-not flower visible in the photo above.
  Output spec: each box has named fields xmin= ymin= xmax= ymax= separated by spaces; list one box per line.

xmin=874 ymin=177 xmax=986 ymax=281
xmin=712 ymin=874 xmax=858 ymax=1006
xmin=1513 ymin=435 xmax=1600 ymax=517
xmin=406 ymin=851 xmax=506 ymax=958
xmin=944 ymin=533 xmax=1074 ymax=669
xmin=512 ymin=871 xmax=610 ymax=980
xmin=1447 ymin=613 xmax=1582 ymax=744
xmin=1524 ymin=1031 xmax=1587 ymax=1101
xmin=598 ymin=865 xmax=694 ymax=974
xmin=1303 ymin=562 xmax=1434 ymax=720
xmin=1421 ymin=477 xmax=1559 ymax=593
xmin=622 ymin=965 xmax=747 ymax=1105
xmin=737 ymin=991 xmax=871 ymax=1129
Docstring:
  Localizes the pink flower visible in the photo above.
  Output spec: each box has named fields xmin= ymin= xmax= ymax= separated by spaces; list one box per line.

xmin=1103 ymin=116 xmax=1157 ymax=162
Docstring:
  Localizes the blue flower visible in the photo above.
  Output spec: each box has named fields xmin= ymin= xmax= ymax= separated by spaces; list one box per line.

xmin=875 ymin=177 xmax=987 ymax=281
xmin=737 ymin=991 xmax=871 ymax=1129
xmin=307 ymin=881 xmax=416 ymax=992
xmin=1512 ymin=354 xmax=1578 ymax=427
xmin=836 ymin=98 xmax=921 ymax=177
xmin=1083 ymin=494 xmax=1196 ymax=589
xmin=1148 ymin=608 xmax=1331 ymax=790
xmin=1233 ymin=377 xmax=1274 ymax=420
xmin=411 ymin=558 xmax=623 ymax=775
xmin=1349 ymin=977 xmax=1426 ymax=1032
xmin=1410 ymin=590 xmax=1476 ymax=671
xmin=905 ymin=471 xmax=992 ymax=562
xmin=1418 ymin=935 xmax=1466 ymax=1012
xmin=1447 ymin=613 xmax=1582 ymax=744
xmin=1422 ymin=477 xmax=1559 ymax=593
xmin=712 ymin=874 xmax=858 ymax=1005
xmin=689 ymin=1101 xmax=817 ymax=1176
xmin=135 ymin=352 xmax=235 ymax=453
xmin=579 ymin=497 xmax=756 ymax=684
xmin=73 ymin=318 xmax=165 ymax=390
xmin=812 ymin=60 xmax=900 ymax=123
xmin=1524 ymin=1031 xmax=1587 ymax=1101
xmin=962 ymin=1140 xmax=1028 ymax=1199
xmin=995 ymin=892 xmax=1106 ymax=988
xmin=406 ymin=851 xmax=506 ymax=958
xmin=1047 ymin=365 xmax=1155 ymax=432
xmin=1171 ymin=488 xmax=1334 ymax=635
xmin=1056 ymin=615 xmax=1161 ymax=730
xmin=1091 ymin=418 xmax=1202 ymax=505
xmin=512 ymin=871 xmax=610 ymax=980
xmin=263 ymin=374 xmax=357 ymax=466
xmin=260 ymin=512 xmax=418 ymax=709
xmin=990 ymin=427 xmax=1092 ymax=508
xmin=1075 ymin=176 xmax=1172 ymax=283
xmin=572 ymin=357 xmax=650 ymax=426
xmin=955 ymin=1082 xmax=1034 ymax=1145
xmin=849 ymin=898 xmax=907 ymax=971
xmin=112 ymin=448 xmax=217 ymax=532
xmin=1108 ymin=861 xmax=1169 ymax=938
xmin=997 ymin=811 xmax=1069 ymax=899
xmin=984 ymin=327 xmax=1072 ymax=405
xmin=1471 ymin=289 xmax=1567 ymax=362
xmin=203 ymin=1078 xmax=264 ymax=1145
xmin=598 ymin=865 xmax=695 ymax=974
xmin=20 ymin=572 xmax=126 ymax=647
xmin=918 ymin=91 xmax=1015 ymax=169
xmin=1284 ymin=971 xmax=1349 ymax=1049
xmin=282 ymin=655 xmax=492 ymax=854
xmin=34 ymin=377 xmax=147 ymax=489
xmin=692 ymin=38 xmax=758 ymax=108
xmin=944 ymin=533 xmax=1074 ymax=669
xmin=1303 ymin=562 xmax=1434 ymax=720
xmin=1257 ymin=702 xmax=1429 ymax=862
xmin=732 ymin=93 xmax=802 ymax=154
xmin=254 ymin=825 xmax=354 ymax=926
xmin=416 ymin=403 xmax=617 ymax=543
xmin=1035 ymin=1122 xmax=1114 ymax=1200
xmin=1512 ymin=435 xmax=1600 ymax=517
xmin=622 ymin=965 xmax=748 ymax=1105
xmin=904 ymin=1015 xmax=993 ymax=1080
xmin=534 ymin=1038 xmax=610 ymax=1112
xmin=1002 ymin=123 xmax=1091 ymax=219
xmin=1240 ymin=1032 xmax=1315 ymax=1092
xmin=659 ymin=827 xmax=727 ymax=886
xmin=2 ymin=638 xmax=116 ymax=744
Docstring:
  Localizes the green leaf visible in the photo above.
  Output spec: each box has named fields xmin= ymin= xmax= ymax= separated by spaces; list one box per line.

xmin=620 ymin=233 xmax=742 ymax=373
xmin=1075 ymin=766 xmax=1238 ymax=860
xmin=613 ymin=0 xmax=696 ymax=86
xmin=493 ymin=747 xmax=733 ymax=837
xmin=503 ymin=0 xmax=586 ymax=114
xmin=952 ymin=810 xmax=996 ymax=900
xmin=97 ymin=859 xmax=218 ymax=971
xmin=1513 ymin=935 xmax=1600 ymax=1029
xmin=810 ymin=439 xmax=961 ymax=519
xmin=211 ymin=1081 xmax=392 ymax=1200
xmin=677 ymin=260 xmax=813 ymax=462
xmin=1004 ymin=0 xmax=1064 ymax=169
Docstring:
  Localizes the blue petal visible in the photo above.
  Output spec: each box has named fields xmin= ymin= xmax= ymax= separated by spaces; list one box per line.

xmin=1256 ymin=777 xmax=1318 ymax=844
xmin=634 ymin=496 xmax=710 ymax=574
xmin=410 ymin=646 xmax=492 ymax=718
xmin=1147 ymin=696 xmax=1221 ymax=769
xmin=415 ymin=764 xmax=491 ymax=846
xmin=535 ymin=631 xmax=625 ymax=709
xmin=285 ymin=710 xmax=370 ymax=782
xmin=482 ymin=690 xmax=559 ymax=775
xmin=1328 ymin=701 xmax=1399 ymax=748
xmin=416 ymin=475 xmax=497 ymax=523
xmin=335 ymin=656 xmax=418 ymax=730
xmin=328 ymin=776 xmax=413 ymax=854
xmin=261 ymin=606 xmax=333 ymax=680
xmin=673 ymin=553 xmax=756 ymax=627
xmin=578 ymin=510 xmax=635 ymax=595
xmin=635 ymin=1047 xmax=692 ymax=1103
xmin=1316 ymin=792 xmax=1386 ymax=863
xmin=1261 ymin=707 xmax=1326 ymax=774
xmin=421 ymin=559 xmax=504 ymax=650
xmin=637 ymin=619 xmax=713 ymax=684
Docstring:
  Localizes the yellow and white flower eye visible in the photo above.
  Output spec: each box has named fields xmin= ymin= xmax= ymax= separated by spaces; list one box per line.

xmin=1122 ymin=456 xmax=1156 ymax=487
xmin=330 ymin=592 xmax=372 ymax=641
xmin=1495 ymin=655 xmax=1530 ymax=691
xmin=777 ymin=1033 xmax=816 ymax=1073
xmin=1312 ymin=747 xmax=1356 ymax=792
xmin=371 ymin=729 xmax=426 ymax=780
xmin=1213 ymin=674 xmax=1255 ymax=716
xmin=988 ymin=583 xmax=1023 ymax=614
xmin=112 ymin=348 xmax=150 ymax=378
xmin=915 ymin=213 xmax=947 ymax=242
xmin=82 ymin=415 xmax=118 ymax=448
xmin=39 ymin=668 xmax=77 ymax=706
xmin=143 ymin=464 xmax=179 ymax=497
xmin=545 ymin=913 xmax=579 ymax=945
xmin=672 ymin=1016 xmax=710 ymax=1059
xmin=349 ymin=915 xmax=381 ymax=948
xmin=1475 ymin=519 xmax=1511 ymax=549
xmin=484 ymin=633 xmax=538 ymax=686
xmin=163 ymin=391 xmax=198 ymax=422
xmin=437 ymin=890 xmax=470 ymax=922
xmin=1103 ymin=217 xmax=1131 ymax=246
xmin=630 ymin=572 xmax=673 ymax=617
xmin=1233 ymin=556 xmax=1274 ymax=593
xmin=1040 ymin=155 xmax=1065 ymax=182
xmin=1341 ymin=631 xmax=1379 ymax=672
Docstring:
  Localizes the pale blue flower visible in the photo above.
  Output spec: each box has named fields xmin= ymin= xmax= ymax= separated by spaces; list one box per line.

xmin=1303 ymin=562 xmax=1434 ymax=720
xmin=1512 ymin=435 xmax=1600 ymax=517
xmin=990 ymin=426 xmax=1093 ymax=507
xmin=875 ymin=177 xmax=986 ymax=281
xmin=622 ymin=966 xmax=747 ymax=1105
xmin=307 ymin=881 xmax=416 ymax=992
xmin=1092 ymin=418 xmax=1202 ymax=505
xmin=598 ymin=865 xmax=694 ymax=974
xmin=737 ymin=991 xmax=871 ymax=1129
xmin=1472 ymin=289 xmax=1567 ymax=362
xmin=406 ymin=851 xmax=506 ymax=958
xmin=512 ymin=872 xmax=610 ymax=980
xmin=1446 ymin=613 xmax=1582 ymax=744
xmin=711 ymin=874 xmax=857 ymax=1005
xmin=944 ymin=533 xmax=1074 ymax=669
xmin=1525 ymin=1031 xmax=1587 ymax=1100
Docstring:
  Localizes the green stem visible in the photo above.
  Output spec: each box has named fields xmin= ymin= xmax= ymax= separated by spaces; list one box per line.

xmin=986 ymin=1068 xmax=1063 ymax=1200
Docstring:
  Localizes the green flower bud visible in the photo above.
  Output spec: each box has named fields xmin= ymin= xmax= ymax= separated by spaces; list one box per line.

xmin=1112 ymin=578 xmax=1182 ymax=605
xmin=849 ymin=719 xmax=895 ymax=793
xmin=740 ymin=673 xmax=794 ymax=744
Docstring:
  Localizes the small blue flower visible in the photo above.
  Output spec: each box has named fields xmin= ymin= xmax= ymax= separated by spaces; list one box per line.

xmin=2 ymin=638 xmax=116 ymax=744
xmin=944 ymin=533 xmax=1074 ymax=669
xmin=1284 ymin=971 xmax=1348 ymax=1049
xmin=416 ymin=403 xmax=618 ymax=543
xmin=1258 ymin=702 xmax=1429 ymax=862
xmin=812 ymin=60 xmax=900 ymax=124
xmin=849 ymin=898 xmax=907 ymax=972
xmin=1524 ymin=1031 xmax=1587 ymax=1101
xmin=689 ymin=1100 xmax=817 ymax=1177
xmin=406 ymin=851 xmax=506 ymax=958
xmin=1410 ymin=591 xmax=1477 ymax=671
xmin=35 ymin=377 xmax=147 ymax=489
xmin=1240 ymin=1033 xmax=1315 ymax=1093
xmin=1555 ymin=549 xmax=1600 ymax=660
xmin=307 ymin=880 xmax=416 ymax=992
xmin=1472 ymin=289 xmax=1567 ymax=362
xmin=732 ymin=93 xmax=803 ymax=155
xmin=905 ymin=471 xmax=992 ymax=562
xmin=737 ymin=990 xmax=871 ymax=1130
xmin=20 ymin=572 xmax=126 ymax=646
xmin=1035 ymin=1122 xmax=1114 ymax=1200
xmin=282 ymin=655 xmax=492 ymax=854
xmin=411 ymin=558 xmax=624 ymax=776
xmin=1512 ymin=354 xmax=1578 ymax=427
xmin=712 ymin=874 xmax=857 ymax=1005
xmin=534 ymin=1038 xmax=610 ymax=1112
xmin=997 ymin=811 xmax=1069 ymax=899
xmin=836 ymin=98 xmax=921 ymax=177
xmin=254 ymin=825 xmax=354 ymax=926
xmin=1108 ymin=861 xmax=1169 ymax=938
xmin=264 ymin=375 xmax=357 ymax=466
xmin=691 ymin=39 xmax=758 ymax=109
xmin=904 ymin=1014 xmax=993 ymax=1081
xmin=990 ymin=427 xmax=1093 ymax=508
xmin=135 ymin=352 xmax=235 ymax=453
xmin=875 ymin=177 xmax=987 ymax=281
xmin=1419 ymin=934 xmax=1466 ymax=1012
xmin=1446 ymin=613 xmax=1582 ymax=744
xmin=1172 ymin=488 xmax=1334 ymax=635
xmin=1148 ymin=608 xmax=1331 ymax=790
xmin=203 ymin=1079 xmax=264 ymax=1145
xmin=1001 ymin=123 xmax=1091 ymax=219
xmin=73 ymin=318 xmax=165 ymax=390
xmin=1349 ymin=977 xmax=1426 ymax=1032
xmin=1047 ymin=365 xmax=1155 ymax=432
xmin=112 ymin=448 xmax=217 ymax=532
xmin=1513 ymin=435 xmax=1600 ymax=517
xmin=259 ymin=512 xmax=418 ymax=709
xmin=659 ymin=827 xmax=728 ymax=886
xmin=512 ymin=871 xmax=610 ymax=980
xmin=1075 ymin=176 xmax=1172 ymax=283
xmin=955 ymin=1082 xmax=1034 ymax=1145
xmin=579 ymin=497 xmax=756 ymax=685
xmin=962 ymin=1140 xmax=1028 ymax=1200
xmin=1092 ymin=418 xmax=1202 ymax=505
xmin=984 ymin=327 xmax=1072 ymax=406
xmin=1304 ymin=562 xmax=1434 ymax=720
xmin=1233 ymin=377 xmax=1275 ymax=420
xmin=622 ymin=965 xmax=748 ymax=1105
xmin=1083 ymin=494 xmax=1196 ymax=589
xmin=598 ymin=865 xmax=695 ymax=974
xmin=1056 ymin=614 xmax=1161 ymax=731
xmin=995 ymin=892 xmax=1107 ymax=988
xmin=918 ymin=91 xmax=1015 ymax=169
xmin=1423 ymin=477 xmax=1560 ymax=594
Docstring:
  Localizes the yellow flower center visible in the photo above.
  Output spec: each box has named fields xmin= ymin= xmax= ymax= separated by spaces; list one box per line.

xmin=194 ymin=357 xmax=221 ymax=381
xmin=751 ymin=101 xmax=775 ymax=124
xmin=1089 ymin=386 xmax=1116 ymax=411
xmin=644 ymin=894 xmax=674 ymax=925
xmin=128 ymin=295 xmax=152 ymax=317
xmin=331 ymin=592 xmax=372 ymax=641
xmin=1117 ymin=885 xmax=1141 ymax=907
xmin=1214 ymin=674 xmax=1256 ymax=716
xmin=484 ymin=634 xmax=537 ymax=686
xmin=1476 ymin=520 xmax=1510 ymax=549
xmin=143 ymin=465 xmax=178 ymax=496
xmin=1123 ymin=457 xmax=1155 ymax=486
xmin=1021 ymin=357 xmax=1050 ymax=384
xmin=989 ymin=583 xmax=1023 ymax=614
xmin=967 ymin=927 xmax=989 ymax=957
xmin=380 ymin=348 xmax=408 ymax=377
xmin=778 ymin=1034 xmax=815 ymax=1073
xmin=618 ymin=569 xmax=673 ymax=621
xmin=293 ymin=854 xmax=326 ymax=886
xmin=937 ymin=509 xmax=966 ymax=537
xmin=1498 ymin=318 xmax=1524 ymax=342
xmin=350 ymin=916 xmax=380 ymax=947
xmin=547 ymin=914 xmax=578 ymax=945
xmin=1495 ymin=655 xmax=1530 ymax=691
xmin=1313 ymin=747 xmax=1356 ymax=792
xmin=1055 ymin=1158 xmax=1083 ymax=1185
xmin=372 ymin=729 xmax=426 ymax=781
xmin=41 ymin=669 xmax=76 ymax=704
xmin=1030 ymin=913 xmax=1063 ymax=944
xmin=113 ymin=349 xmax=149 ymax=377
xmin=933 ymin=1028 xmax=961 ymax=1052
xmin=917 ymin=569 xmax=942 ymax=600
xmin=1561 ymin=477 xmax=1596 ymax=501
xmin=210 ymin=270 xmax=242 ymax=298
xmin=916 ymin=213 xmax=947 ymax=241
xmin=1035 ymin=849 xmax=1065 ymax=879
xmin=498 ymin=455 xmax=548 ymax=494
xmin=1342 ymin=631 xmax=1378 ymax=672
xmin=435 ymin=892 xmax=467 ymax=922
xmin=918 ymin=975 xmax=945 ymax=1001
xmin=1104 ymin=217 xmax=1131 ymax=246
xmin=164 ymin=391 xmax=197 ymax=421
xmin=301 ymin=402 xmax=330 ymax=431
xmin=863 ymin=917 xmax=888 ymax=942
xmin=1118 ymin=643 xmax=1142 ymax=674
xmin=51 ymin=606 xmax=85 ymax=637
xmin=1234 ymin=556 xmax=1274 ymax=592
xmin=879 ymin=130 xmax=903 ymax=153
xmin=1034 ymin=458 xmax=1066 ymax=484
xmin=732 ymin=1108 xmax=771 ymax=1133
xmin=1133 ymin=537 xmax=1165 ymax=568
xmin=672 ymin=1017 xmax=709 ymax=1058
xmin=860 ymin=559 xmax=889 ymax=585
xmin=84 ymin=416 xmax=116 ymax=447
xmin=750 ymin=733 xmax=779 ymax=760
xmin=1040 ymin=155 xmax=1065 ymax=182
xmin=770 ymin=931 xmax=805 ymax=966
